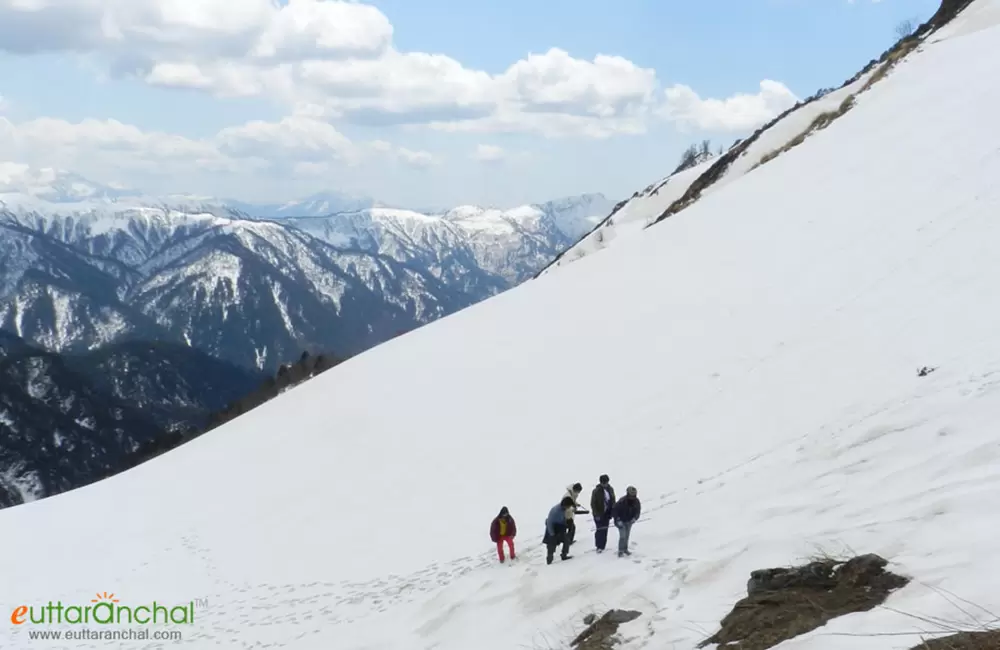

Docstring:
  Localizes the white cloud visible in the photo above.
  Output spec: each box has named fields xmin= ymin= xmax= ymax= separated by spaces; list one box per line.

xmin=369 ymin=140 xmax=438 ymax=168
xmin=0 ymin=161 xmax=131 ymax=198
xmin=0 ymin=113 xmax=427 ymax=182
xmin=395 ymin=148 xmax=437 ymax=169
xmin=0 ymin=161 xmax=36 ymax=188
xmin=0 ymin=0 xmax=805 ymax=206
xmin=0 ymin=0 xmax=388 ymax=60
xmin=250 ymin=0 xmax=393 ymax=61
xmin=0 ymin=0 xmax=666 ymax=138
xmin=660 ymin=80 xmax=800 ymax=132
xmin=290 ymin=161 xmax=334 ymax=177
xmin=142 ymin=46 xmax=660 ymax=136
xmin=473 ymin=144 xmax=505 ymax=163
xmin=3 ymin=116 xmax=225 ymax=166
xmin=470 ymin=144 xmax=535 ymax=165
xmin=497 ymin=49 xmax=656 ymax=118
xmin=432 ymin=108 xmax=648 ymax=139
xmin=0 ymin=0 xmax=797 ymax=139
xmin=215 ymin=116 xmax=357 ymax=164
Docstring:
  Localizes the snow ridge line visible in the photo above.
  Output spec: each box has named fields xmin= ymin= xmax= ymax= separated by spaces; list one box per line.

xmin=644 ymin=0 xmax=977 ymax=231
xmin=532 ymin=196 xmax=632 ymax=279
xmin=532 ymin=1 xmax=975 ymax=282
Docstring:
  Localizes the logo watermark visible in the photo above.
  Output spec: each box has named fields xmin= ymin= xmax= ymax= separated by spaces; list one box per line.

xmin=10 ymin=591 xmax=202 ymax=638
xmin=26 ymin=628 xmax=184 ymax=642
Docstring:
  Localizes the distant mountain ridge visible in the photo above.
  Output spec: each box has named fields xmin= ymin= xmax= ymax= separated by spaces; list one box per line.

xmin=0 ymin=169 xmax=616 ymax=371
xmin=224 ymin=191 xmax=380 ymax=219
xmin=0 ymin=331 xmax=265 ymax=507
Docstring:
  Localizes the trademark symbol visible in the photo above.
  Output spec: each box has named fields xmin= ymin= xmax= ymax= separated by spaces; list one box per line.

xmin=195 ymin=598 xmax=209 ymax=608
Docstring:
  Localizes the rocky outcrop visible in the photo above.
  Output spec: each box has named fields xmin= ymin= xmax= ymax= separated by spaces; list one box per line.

xmin=700 ymin=554 xmax=910 ymax=650
xmin=572 ymin=609 xmax=642 ymax=650
xmin=911 ymin=630 xmax=1000 ymax=649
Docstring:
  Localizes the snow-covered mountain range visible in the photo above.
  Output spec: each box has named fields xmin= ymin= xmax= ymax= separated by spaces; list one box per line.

xmin=1 ymin=1 xmax=994 ymax=648
xmin=279 ymin=193 xmax=613 ymax=287
xmin=225 ymin=191 xmax=380 ymax=219
xmin=0 ymin=176 xmax=614 ymax=371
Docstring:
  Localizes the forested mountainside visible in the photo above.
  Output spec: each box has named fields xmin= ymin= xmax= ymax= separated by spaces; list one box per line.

xmin=0 ymin=333 xmax=274 ymax=508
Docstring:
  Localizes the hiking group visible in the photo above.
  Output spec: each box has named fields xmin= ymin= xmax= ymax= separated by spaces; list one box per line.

xmin=488 ymin=475 xmax=641 ymax=565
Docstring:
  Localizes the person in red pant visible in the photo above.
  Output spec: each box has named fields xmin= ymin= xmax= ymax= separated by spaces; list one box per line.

xmin=490 ymin=506 xmax=517 ymax=562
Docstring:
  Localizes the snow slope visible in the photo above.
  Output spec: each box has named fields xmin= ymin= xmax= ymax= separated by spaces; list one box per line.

xmin=544 ymin=159 xmax=715 ymax=272
xmin=541 ymin=14 xmax=912 ymax=275
xmin=3 ymin=2 xmax=1000 ymax=649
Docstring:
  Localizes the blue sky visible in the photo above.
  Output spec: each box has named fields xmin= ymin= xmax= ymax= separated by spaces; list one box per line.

xmin=0 ymin=0 xmax=940 ymax=209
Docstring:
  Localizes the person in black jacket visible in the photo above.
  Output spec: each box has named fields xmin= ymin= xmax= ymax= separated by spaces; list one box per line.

xmin=589 ymin=475 xmax=616 ymax=552
xmin=612 ymin=485 xmax=641 ymax=557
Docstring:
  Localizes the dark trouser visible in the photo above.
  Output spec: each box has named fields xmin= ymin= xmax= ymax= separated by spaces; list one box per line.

xmin=594 ymin=512 xmax=611 ymax=550
xmin=545 ymin=525 xmax=570 ymax=564
xmin=616 ymin=520 xmax=633 ymax=555
xmin=566 ymin=518 xmax=576 ymax=544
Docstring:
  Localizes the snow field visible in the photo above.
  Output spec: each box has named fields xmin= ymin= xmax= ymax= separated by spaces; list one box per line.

xmin=2 ymin=2 xmax=1000 ymax=649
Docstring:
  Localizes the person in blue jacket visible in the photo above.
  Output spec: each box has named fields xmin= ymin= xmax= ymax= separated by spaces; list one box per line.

xmin=542 ymin=496 xmax=575 ymax=564
xmin=612 ymin=486 xmax=641 ymax=557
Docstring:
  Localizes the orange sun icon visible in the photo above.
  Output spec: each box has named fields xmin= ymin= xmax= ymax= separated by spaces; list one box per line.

xmin=91 ymin=592 xmax=120 ymax=603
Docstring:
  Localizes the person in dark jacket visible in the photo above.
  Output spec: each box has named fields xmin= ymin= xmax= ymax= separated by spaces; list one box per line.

xmin=490 ymin=506 xmax=517 ymax=563
xmin=542 ymin=496 xmax=575 ymax=564
xmin=612 ymin=485 xmax=641 ymax=557
xmin=589 ymin=474 xmax=616 ymax=552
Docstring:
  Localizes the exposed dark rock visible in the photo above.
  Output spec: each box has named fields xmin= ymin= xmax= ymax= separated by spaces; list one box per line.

xmin=571 ymin=609 xmax=642 ymax=650
xmin=700 ymin=554 xmax=910 ymax=650
xmin=923 ymin=0 xmax=977 ymax=32
xmin=911 ymin=630 xmax=1000 ymax=649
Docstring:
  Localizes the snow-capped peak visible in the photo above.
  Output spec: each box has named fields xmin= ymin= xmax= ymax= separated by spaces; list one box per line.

xmin=442 ymin=205 xmax=488 ymax=220
xmin=437 ymin=194 xmax=614 ymax=240
xmin=0 ymin=163 xmax=137 ymax=203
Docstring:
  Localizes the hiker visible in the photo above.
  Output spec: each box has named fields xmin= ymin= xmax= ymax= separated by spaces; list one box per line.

xmin=490 ymin=506 xmax=517 ymax=562
xmin=590 ymin=474 xmax=616 ymax=553
xmin=543 ymin=496 xmax=575 ymax=564
xmin=612 ymin=486 xmax=641 ymax=557
xmin=563 ymin=482 xmax=588 ymax=545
